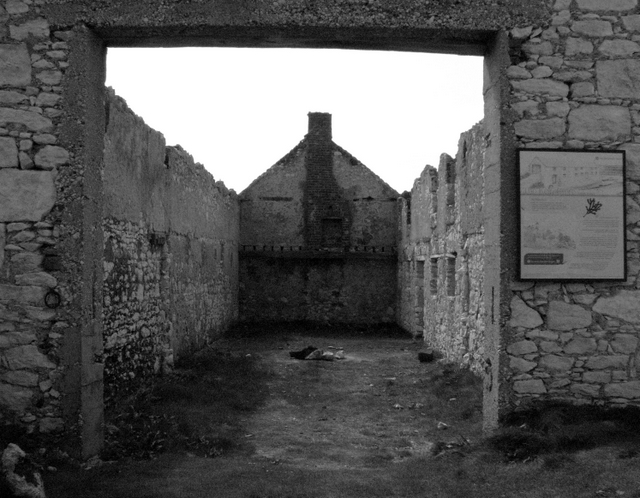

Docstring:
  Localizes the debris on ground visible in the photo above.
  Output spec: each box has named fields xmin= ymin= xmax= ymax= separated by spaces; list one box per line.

xmin=289 ymin=346 xmax=346 ymax=361
xmin=1 ymin=443 xmax=46 ymax=498
xmin=289 ymin=346 xmax=317 ymax=359
xmin=418 ymin=348 xmax=445 ymax=363
xmin=418 ymin=349 xmax=436 ymax=363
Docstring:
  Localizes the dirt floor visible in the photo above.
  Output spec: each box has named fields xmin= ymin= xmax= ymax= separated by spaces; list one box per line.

xmin=43 ymin=324 xmax=484 ymax=498
xmin=39 ymin=324 xmax=640 ymax=498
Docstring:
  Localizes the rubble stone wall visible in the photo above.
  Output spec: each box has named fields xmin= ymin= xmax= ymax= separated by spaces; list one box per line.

xmin=503 ymin=0 xmax=640 ymax=409
xmin=240 ymin=254 xmax=396 ymax=324
xmin=0 ymin=8 xmax=75 ymax=437
xmin=398 ymin=124 xmax=487 ymax=373
xmin=8 ymin=0 xmax=640 ymax=455
xmin=239 ymin=113 xmax=398 ymax=325
xmin=103 ymin=92 xmax=239 ymax=399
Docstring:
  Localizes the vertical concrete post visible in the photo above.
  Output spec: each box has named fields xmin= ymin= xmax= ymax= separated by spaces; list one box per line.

xmin=58 ymin=26 xmax=106 ymax=459
xmin=482 ymin=31 xmax=519 ymax=432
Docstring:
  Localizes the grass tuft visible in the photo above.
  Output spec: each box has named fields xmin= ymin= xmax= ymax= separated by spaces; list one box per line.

xmin=102 ymin=347 xmax=270 ymax=460
xmin=488 ymin=402 xmax=640 ymax=462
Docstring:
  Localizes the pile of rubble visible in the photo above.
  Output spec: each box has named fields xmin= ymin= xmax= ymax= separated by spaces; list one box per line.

xmin=289 ymin=346 xmax=346 ymax=361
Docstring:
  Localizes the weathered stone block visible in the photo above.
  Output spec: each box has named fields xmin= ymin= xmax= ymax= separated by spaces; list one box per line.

xmin=597 ymin=60 xmax=640 ymax=99
xmin=599 ymin=40 xmax=640 ymax=57
xmin=0 ymin=284 xmax=46 ymax=305
xmin=571 ymin=82 xmax=595 ymax=98
xmin=0 ymin=330 xmax=36 ymax=348
xmin=583 ymin=370 xmax=611 ymax=383
xmin=0 ymin=223 xmax=4 ymax=271
xmin=0 ymin=43 xmax=31 ymax=87
xmin=0 ymin=136 xmax=18 ymax=168
xmin=554 ymin=70 xmax=593 ymax=83
xmin=523 ymin=41 xmax=554 ymax=56
xmin=568 ymin=106 xmax=631 ymax=142
xmin=511 ymin=79 xmax=570 ymax=97
xmin=604 ymin=381 xmax=640 ymax=399
xmin=612 ymin=370 xmax=629 ymax=381
xmin=546 ymin=102 xmax=570 ymax=117
xmin=0 ymin=370 xmax=38 ymax=387
xmin=0 ymin=90 xmax=28 ymax=105
xmin=0 ymin=345 xmax=55 ymax=370
xmin=564 ymin=337 xmax=597 ymax=354
xmin=35 ymin=92 xmax=61 ymax=107
xmin=552 ymin=10 xmax=571 ymax=25
xmin=509 ymin=296 xmax=544 ymax=329
xmin=550 ymin=378 xmax=571 ymax=389
xmin=513 ymin=379 xmax=547 ymax=394
xmin=10 ymin=252 xmax=43 ymax=273
xmin=0 ymin=383 xmax=33 ymax=412
xmin=23 ymin=306 xmax=55 ymax=322
xmin=511 ymin=26 xmax=533 ymax=39
xmin=0 ymin=108 xmax=53 ymax=132
xmin=566 ymin=38 xmax=594 ymax=56
xmin=0 ymin=169 xmax=56 ymax=222
xmin=39 ymin=417 xmax=64 ymax=433
xmin=6 ymin=0 xmax=28 ymax=14
xmin=576 ymin=0 xmax=637 ymax=10
xmin=540 ymin=56 xmax=564 ymax=69
xmin=510 ymin=355 xmax=537 ymax=372
xmin=512 ymin=100 xmax=539 ymax=117
xmin=35 ymin=70 xmax=62 ymax=86
xmin=593 ymin=290 xmax=640 ymax=323
xmin=9 ymin=18 xmax=50 ymax=40
xmin=540 ymin=341 xmax=562 ymax=353
xmin=514 ymin=118 xmax=565 ymax=140
xmin=573 ymin=294 xmax=598 ymax=306
xmin=33 ymin=134 xmax=56 ymax=145
xmin=611 ymin=334 xmax=639 ymax=354
xmin=34 ymin=145 xmax=69 ymax=170
xmin=623 ymin=15 xmax=640 ymax=31
xmin=570 ymin=383 xmax=600 ymax=397
xmin=539 ymin=354 xmax=575 ymax=373
xmin=526 ymin=329 xmax=559 ymax=340
xmin=547 ymin=301 xmax=592 ymax=331
xmin=507 ymin=66 xmax=531 ymax=79
xmin=508 ymin=340 xmax=538 ymax=356
xmin=586 ymin=355 xmax=629 ymax=370
xmin=571 ymin=20 xmax=613 ymax=37
xmin=15 ymin=272 xmax=56 ymax=288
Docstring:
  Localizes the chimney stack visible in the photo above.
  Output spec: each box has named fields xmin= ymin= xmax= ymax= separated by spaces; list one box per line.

xmin=308 ymin=112 xmax=332 ymax=142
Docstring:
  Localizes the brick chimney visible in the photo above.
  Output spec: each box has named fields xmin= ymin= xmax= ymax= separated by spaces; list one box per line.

xmin=307 ymin=112 xmax=332 ymax=142
xmin=304 ymin=112 xmax=349 ymax=248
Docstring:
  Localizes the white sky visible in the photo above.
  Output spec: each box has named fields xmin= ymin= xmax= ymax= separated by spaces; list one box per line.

xmin=106 ymin=47 xmax=484 ymax=194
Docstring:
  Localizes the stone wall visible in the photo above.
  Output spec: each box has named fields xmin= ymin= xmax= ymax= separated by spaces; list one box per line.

xmin=0 ymin=10 xmax=74 ymax=438
xmin=240 ymin=254 xmax=396 ymax=323
xmin=398 ymin=123 xmax=487 ymax=373
xmin=103 ymin=91 xmax=239 ymax=399
xmin=240 ymin=113 xmax=398 ymax=324
xmin=501 ymin=0 xmax=640 ymax=410
xmin=8 ymin=0 xmax=640 ymax=456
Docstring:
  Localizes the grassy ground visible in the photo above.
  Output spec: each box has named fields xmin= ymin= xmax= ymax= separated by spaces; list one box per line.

xmin=24 ymin=323 xmax=640 ymax=497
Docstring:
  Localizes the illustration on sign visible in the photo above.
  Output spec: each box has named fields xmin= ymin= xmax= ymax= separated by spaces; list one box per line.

xmin=519 ymin=149 xmax=626 ymax=280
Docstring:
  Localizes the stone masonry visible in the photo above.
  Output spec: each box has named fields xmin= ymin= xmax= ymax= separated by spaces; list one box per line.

xmin=502 ymin=0 xmax=640 ymax=412
xmin=4 ymin=0 xmax=640 ymax=456
xmin=399 ymin=123 xmax=487 ymax=374
xmin=103 ymin=91 xmax=239 ymax=401
xmin=239 ymin=113 xmax=398 ymax=324
xmin=0 ymin=9 xmax=73 ymax=440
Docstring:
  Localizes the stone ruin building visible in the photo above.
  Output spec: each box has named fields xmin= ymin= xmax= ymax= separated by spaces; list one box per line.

xmin=240 ymin=112 xmax=398 ymax=324
xmin=2 ymin=0 xmax=640 ymax=459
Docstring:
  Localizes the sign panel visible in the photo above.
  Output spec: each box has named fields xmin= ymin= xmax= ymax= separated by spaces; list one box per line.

xmin=518 ymin=149 xmax=626 ymax=280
